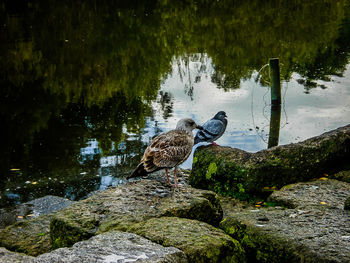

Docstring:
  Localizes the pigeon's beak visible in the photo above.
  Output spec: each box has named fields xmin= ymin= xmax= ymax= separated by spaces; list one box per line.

xmin=196 ymin=125 xmax=203 ymax=130
xmin=224 ymin=113 xmax=227 ymax=118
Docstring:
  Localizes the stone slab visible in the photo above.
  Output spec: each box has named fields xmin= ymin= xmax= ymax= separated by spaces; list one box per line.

xmin=220 ymin=179 xmax=350 ymax=262
xmin=36 ymin=231 xmax=187 ymax=263
xmin=50 ymin=179 xmax=222 ymax=249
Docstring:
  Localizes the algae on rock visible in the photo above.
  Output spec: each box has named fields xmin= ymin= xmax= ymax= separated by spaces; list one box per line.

xmin=190 ymin=124 xmax=350 ymax=198
xmin=0 ymin=214 xmax=52 ymax=256
xmin=219 ymin=180 xmax=350 ymax=263
xmin=127 ymin=217 xmax=246 ymax=263
xmin=37 ymin=231 xmax=188 ymax=263
xmin=50 ymin=180 xmax=223 ymax=249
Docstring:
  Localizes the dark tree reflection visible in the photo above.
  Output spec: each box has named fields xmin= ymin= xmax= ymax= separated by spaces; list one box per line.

xmin=0 ymin=0 xmax=349 ymax=207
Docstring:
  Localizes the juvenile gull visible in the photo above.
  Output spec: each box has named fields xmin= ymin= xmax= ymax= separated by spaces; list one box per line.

xmin=127 ymin=118 xmax=203 ymax=187
xmin=194 ymin=111 xmax=227 ymax=145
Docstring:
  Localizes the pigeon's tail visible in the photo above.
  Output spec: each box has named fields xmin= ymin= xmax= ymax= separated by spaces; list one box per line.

xmin=127 ymin=162 xmax=148 ymax=179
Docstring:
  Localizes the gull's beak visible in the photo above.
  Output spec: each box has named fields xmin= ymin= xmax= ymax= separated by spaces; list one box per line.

xmin=196 ymin=125 xmax=203 ymax=130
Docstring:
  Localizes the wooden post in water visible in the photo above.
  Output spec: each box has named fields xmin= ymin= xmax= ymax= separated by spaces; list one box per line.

xmin=268 ymin=58 xmax=282 ymax=148
xmin=269 ymin=58 xmax=281 ymax=106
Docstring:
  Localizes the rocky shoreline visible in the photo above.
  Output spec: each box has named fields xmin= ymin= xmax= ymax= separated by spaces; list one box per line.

xmin=1 ymin=125 xmax=350 ymax=262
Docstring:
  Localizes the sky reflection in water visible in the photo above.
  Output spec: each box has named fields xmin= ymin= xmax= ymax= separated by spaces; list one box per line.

xmin=139 ymin=55 xmax=350 ymax=168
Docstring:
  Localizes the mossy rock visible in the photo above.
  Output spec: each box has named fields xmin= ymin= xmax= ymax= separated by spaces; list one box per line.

xmin=37 ymin=231 xmax=188 ymax=263
xmin=219 ymin=180 xmax=350 ymax=262
xmin=330 ymin=170 xmax=350 ymax=183
xmin=190 ymin=124 xmax=350 ymax=199
xmin=127 ymin=217 xmax=246 ymax=263
xmin=344 ymin=196 xmax=350 ymax=210
xmin=0 ymin=214 xmax=52 ymax=256
xmin=50 ymin=180 xmax=223 ymax=249
xmin=220 ymin=217 xmax=304 ymax=263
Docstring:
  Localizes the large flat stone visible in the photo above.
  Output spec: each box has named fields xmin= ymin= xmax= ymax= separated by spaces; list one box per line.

xmin=127 ymin=217 xmax=246 ymax=263
xmin=219 ymin=179 xmax=350 ymax=262
xmin=189 ymin=124 xmax=350 ymax=198
xmin=268 ymin=179 xmax=350 ymax=209
xmin=36 ymin=231 xmax=187 ymax=263
xmin=50 ymin=179 xmax=222 ymax=249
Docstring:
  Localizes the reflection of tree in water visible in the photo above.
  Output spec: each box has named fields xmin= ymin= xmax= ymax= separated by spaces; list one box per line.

xmin=1 ymin=0 xmax=350 ymax=206
xmin=158 ymin=91 xmax=174 ymax=119
xmin=175 ymin=54 xmax=214 ymax=100
xmin=211 ymin=69 xmax=241 ymax=91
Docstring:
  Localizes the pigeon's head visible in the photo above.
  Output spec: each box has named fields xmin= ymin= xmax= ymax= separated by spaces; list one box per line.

xmin=176 ymin=118 xmax=203 ymax=132
xmin=214 ymin=111 xmax=227 ymax=121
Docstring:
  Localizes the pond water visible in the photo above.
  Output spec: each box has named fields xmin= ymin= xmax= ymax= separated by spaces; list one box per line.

xmin=1 ymin=0 xmax=350 ymax=208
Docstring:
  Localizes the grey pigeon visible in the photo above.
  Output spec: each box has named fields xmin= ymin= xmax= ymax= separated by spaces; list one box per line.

xmin=194 ymin=111 xmax=227 ymax=145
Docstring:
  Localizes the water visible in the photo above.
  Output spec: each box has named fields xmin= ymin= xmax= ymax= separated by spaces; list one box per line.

xmin=1 ymin=0 xmax=350 ymax=208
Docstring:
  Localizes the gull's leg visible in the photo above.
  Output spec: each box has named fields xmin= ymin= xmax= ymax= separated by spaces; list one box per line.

xmin=173 ymin=166 xmax=179 ymax=187
xmin=165 ymin=168 xmax=171 ymax=185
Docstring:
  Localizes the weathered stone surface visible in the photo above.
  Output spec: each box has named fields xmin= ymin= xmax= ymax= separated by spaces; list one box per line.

xmin=0 ymin=214 xmax=52 ymax=256
xmin=36 ymin=231 xmax=187 ymax=263
xmin=0 ymin=247 xmax=34 ymax=263
xmin=268 ymin=179 xmax=350 ymax=209
xmin=50 ymin=179 xmax=222 ymax=249
xmin=127 ymin=217 xmax=246 ymax=263
xmin=219 ymin=180 xmax=350 ymax=262
xmin=190 ymin=124 xmax=350 ymax=198
xmin=26 ymin=195 xmax=75 ymax=217
xmin=0 ymin=195 xmax=74 ymax=256
xmin=0 ymin=209 xmax=18 ymax=229
xmin=0 ymin=195 xmax=74 ymax=230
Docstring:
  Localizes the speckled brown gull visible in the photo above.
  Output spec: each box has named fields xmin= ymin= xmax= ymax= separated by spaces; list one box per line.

xmin=127 ymin=118 xmax=203 ymax=187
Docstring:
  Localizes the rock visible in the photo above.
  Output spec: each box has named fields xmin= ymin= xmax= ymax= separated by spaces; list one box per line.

xmin=127 ymin=217 xmax=246 ymax=263
xmin=35 ymin=231 xmax=187 ymax=263
xmin=190 ymin=124 xmax=350 ymax=198
xmin=268 ymin=179 xmax=350 ymax=209
xmin=0 ymin=209 xmax=17 ymax=230
xmin=26 ymin=195 xmax=75 ymax=217
xmin=0 ymin=215 xmax=52 ymax=256
xmin=0 ymin=247 xmax=35 ymax=263
xmin=330 ymin=169 xmax=350 ymax=183
xmin=0 ymin=204 xmax=36 ymax=230
xmin=219 ymin=180 xmax=350 ymax=262
xmin=0 ymin=196 xmax=74 ymax=256
xmin=50 ymin=179 xmax=222 ymax=249
xmin=0 ymin=195 xmax=75 ymax=230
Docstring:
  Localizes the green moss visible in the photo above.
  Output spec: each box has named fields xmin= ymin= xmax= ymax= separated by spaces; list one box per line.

xmin=0 ymin=215 xmax=52 ymax=256
xmin=220 ymin=217 xmax=303 ymax=262
xmin=190 ymin=128 xmax=350 ymax=200
xmin=329 ymin=170 xmax=350 ymax=183
xmin=50 ymin=216 xmax=95 ymax=249
xmin=206 ymin=162 xmax=218 ymax=179
xmin=190 ymin=147 xmax=252 ymax=200
xmin=127 ymin=217 xmax=246 ymax=263
xmin=344 ymin=196 xmax=350 ymax=210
